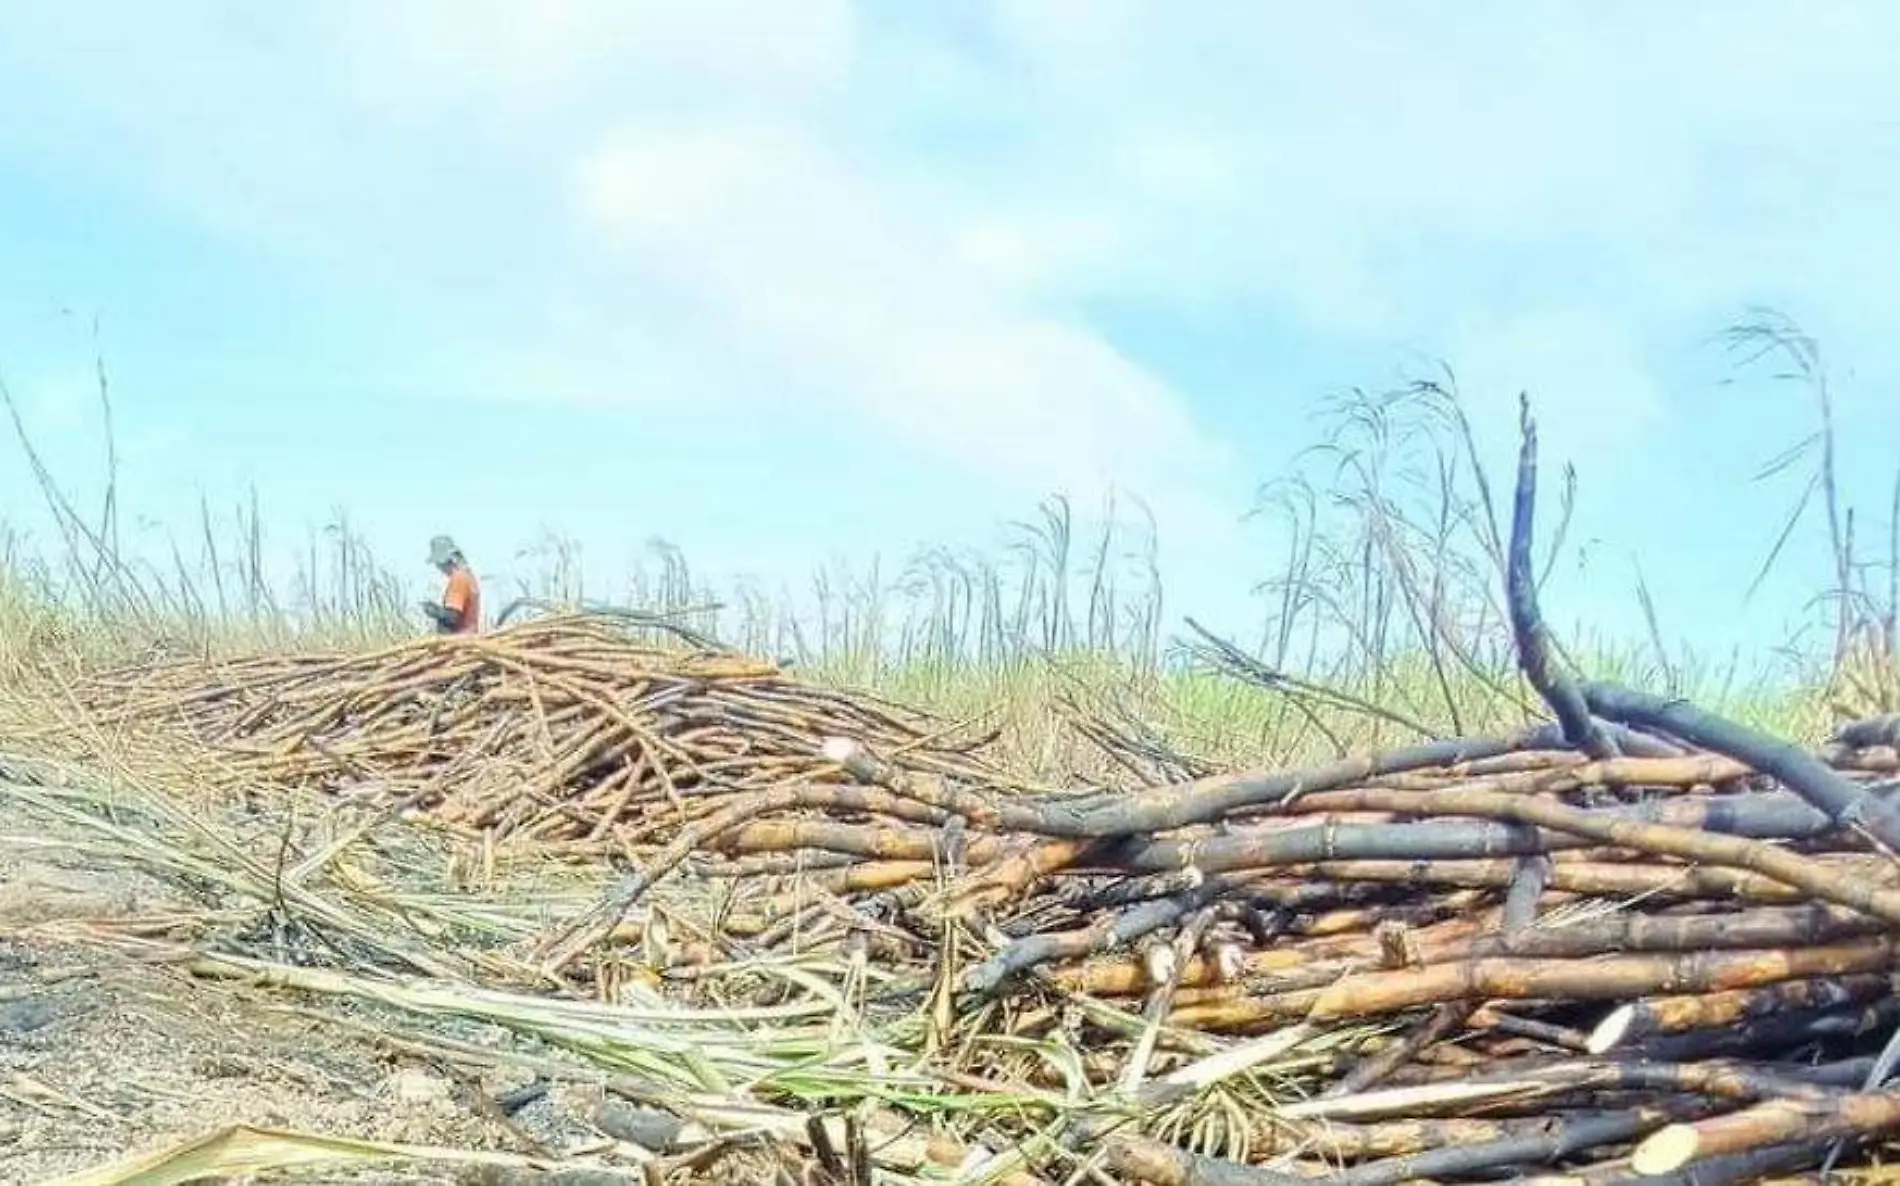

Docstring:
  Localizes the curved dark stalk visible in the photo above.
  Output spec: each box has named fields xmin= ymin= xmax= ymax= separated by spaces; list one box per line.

xmin=1507 ymin=395 xmax=1616 ymax=760
xmin=1582 ymin=682 xmax=1900 ymax=855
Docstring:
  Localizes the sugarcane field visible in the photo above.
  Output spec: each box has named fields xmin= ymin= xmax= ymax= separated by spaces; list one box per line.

xmin=9 ymin=7 xmax=1900 ymax=1185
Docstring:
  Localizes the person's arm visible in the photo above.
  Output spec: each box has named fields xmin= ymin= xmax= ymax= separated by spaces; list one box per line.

xmin=419 ymin=600 xmax=459 ymax=631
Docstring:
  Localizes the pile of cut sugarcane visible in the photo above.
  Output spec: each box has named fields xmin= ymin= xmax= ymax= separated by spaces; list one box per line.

xmin=69 ymin=422 xmax=1900 ymax=1182
xmin=77 ymin=612 xmax=1009 ymax=854
xmin=80 ymin=627 xmax=1900 ymax=1181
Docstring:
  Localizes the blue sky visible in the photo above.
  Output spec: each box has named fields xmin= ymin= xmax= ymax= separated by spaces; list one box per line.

xmin=0 ymin=2 xmax=1897 ymax=655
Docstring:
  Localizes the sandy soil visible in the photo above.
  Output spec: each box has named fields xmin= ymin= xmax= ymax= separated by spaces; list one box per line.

xmin=0 ymin=797 xmax=638 ymax=1185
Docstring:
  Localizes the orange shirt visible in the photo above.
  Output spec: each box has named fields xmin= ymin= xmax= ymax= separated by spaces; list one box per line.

xmin=442 ymin=566 xmax=481 ymax=633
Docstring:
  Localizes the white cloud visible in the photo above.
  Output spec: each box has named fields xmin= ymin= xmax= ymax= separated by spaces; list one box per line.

xmin=939 ymin=1 xmax=1900 ymax=476
xmin=6 ymin=0 xmax=1900 ymax=644
xmin=333 ymin=0 xmax=858 ymax=114
xmin=572 ymin=117 xmax=1231 ymax=512
xmin=949 ymin=209 xmax=1125 ymax=299
xmin=0 ymin=0 xmax=1236 ymax=539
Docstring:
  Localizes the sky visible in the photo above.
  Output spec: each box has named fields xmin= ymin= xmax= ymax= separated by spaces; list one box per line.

xmin=0 ymin=2 xmax=1897 ymax=657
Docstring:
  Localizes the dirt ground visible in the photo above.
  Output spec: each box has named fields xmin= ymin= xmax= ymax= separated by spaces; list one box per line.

xmin=0 ymin=796 xmax=640 ymax=1185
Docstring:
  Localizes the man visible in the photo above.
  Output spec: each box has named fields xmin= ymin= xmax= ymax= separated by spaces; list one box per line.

xmin=420 ymin=534 xmax=481 ymax=635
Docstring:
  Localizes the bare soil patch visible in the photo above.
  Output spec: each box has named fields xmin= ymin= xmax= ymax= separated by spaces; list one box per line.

xmin=0 ymin=796 xmax=598 ymax=1185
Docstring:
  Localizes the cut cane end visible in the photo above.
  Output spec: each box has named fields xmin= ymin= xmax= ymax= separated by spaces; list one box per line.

xmin=820 ymin=736 xmax=862 ymax=765
xmin=1630 ymin=1124 xmax=1699 ymax=1176
xmin=1585 ymin=1004 xmax=1635 ymax=1055
xmin=1143 ymin=942 xmax=1177 ymax=987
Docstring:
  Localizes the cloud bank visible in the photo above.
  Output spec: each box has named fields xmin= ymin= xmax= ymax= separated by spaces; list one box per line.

xmin=1 ymin=2 xmax=1898 ymax=645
